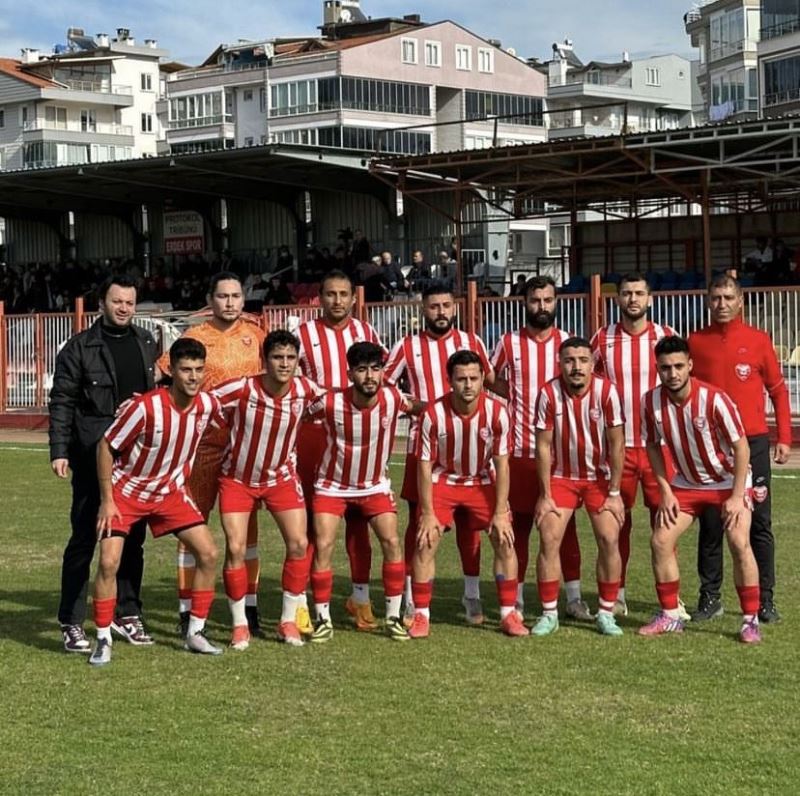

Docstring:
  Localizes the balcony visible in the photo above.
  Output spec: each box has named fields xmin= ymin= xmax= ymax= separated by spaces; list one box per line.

xmin=23 ymin=120 xmax=133 ymax=136
xmin=708 ymin=39 xmax=758 ymax=62
xmin=549 ymin=74 xmax=632 ymax=90
xmin=764 ymin=87 xmax=800 ymax=108
xmin=761 ymin=17 xmax=800 ymax=40
xmin=42 ymin=81 xmax=134 ymax=107
xmin=60 ymin=79 xmax=132 ymax=95
xmin=167 ymin=114 xmax=234 ymax=130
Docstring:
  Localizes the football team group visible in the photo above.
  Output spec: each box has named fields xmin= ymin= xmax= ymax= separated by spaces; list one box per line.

xmin=48 ymin=266 xmax=791 ymax=666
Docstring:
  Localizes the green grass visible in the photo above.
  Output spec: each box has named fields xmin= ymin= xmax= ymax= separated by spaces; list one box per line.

xmin=1 ymin=442 xmax=799 ymax=795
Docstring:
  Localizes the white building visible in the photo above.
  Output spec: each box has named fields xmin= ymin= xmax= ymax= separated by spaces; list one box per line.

xmin=0 ymin=27 xmax=167 ymax=171
xmin=758 ymin=0 xmax=800 ymax=115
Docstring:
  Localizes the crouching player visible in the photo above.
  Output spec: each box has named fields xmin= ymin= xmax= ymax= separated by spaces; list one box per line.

xmin=308 ymin=342 xmax=420 ymax=643
xmin=409 ymin=350 xmax=528 ymax=639
xmin=214 ymin=331 xmax=321 ymax=650
xmin=531 ymin=337 xmax=627 ymax=638
xmin=90 ymin=339 xmax=225 ymax=666
xmin=640 ymin=336 xmax=761 ymax=643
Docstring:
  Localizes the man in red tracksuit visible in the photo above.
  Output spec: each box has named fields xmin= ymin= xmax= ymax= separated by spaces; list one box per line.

xmin=688 ymin=274 xmax=792 ymax=623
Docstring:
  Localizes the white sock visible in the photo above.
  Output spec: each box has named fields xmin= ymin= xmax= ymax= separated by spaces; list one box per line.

xmin=245 ymin=593 xmax=257 ymax=608
xmin=597 ymin=607 xmax=613 ymax=617
xmin=228 ymin=596 xmax=247 ymax=628
xmin=663 ymin=607 xmax=681 ymax=619
xmin=178 ymin=598 xmax=192 ymax=614
xmin=516 ymin=582 xmax=525 ymax=608
xmin=316 ymin=602 xmax=331 ymax=622
xmin=352 ymin=583 xmax=370 ymax=603
xmin=97 ymin=626 xmax=112 ymax=643
xmin=300 ymin=592 xmax=309 ymax=609
xmin=743 ymin=613 xmax=759 ymax=624
xmin=565 ymin=580 xmax=582 ymax=603
xmin=464 ymin=575 xmax=480 ymax=600
xmin=385 ymin=594 xmax=402 ymax=619
xmin=543 ymin=603 xmax=558 ymax=618
xmin=617 ymin=587 xmax=626 ymax=603
xmin=187 ymin=615 xmax=206 ymax=635
xmin=417 ymin=606 xmax=430 ymax=619
xmin=281 ymin=591 xmax=303 ymax=623
xmin=404 ymin=575 xmax=413 ymax=605
xmin=499 ymin=605 xmax=514 ymax=619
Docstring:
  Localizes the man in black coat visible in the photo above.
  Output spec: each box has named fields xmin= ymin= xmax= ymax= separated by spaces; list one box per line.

xmin=49 ymin=275 xmax=158 ymax=652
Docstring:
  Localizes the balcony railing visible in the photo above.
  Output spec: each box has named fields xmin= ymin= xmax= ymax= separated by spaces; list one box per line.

xmin=23 ymin=120 xmax=133 ymax=136
xmin=167 ymin=114 xmax=233 ymax=129
xmin=761 ymin=17 xmax=800 ymax=40
xmin=764 ymin=87 xmax=800 ymax=107
xmin=549 ymin=74 xmax=633 ymax=89
xmin=58 ymin=79 xmax=133 ymax=95
xmin=708 ymin=39 xmax=757 ymax=62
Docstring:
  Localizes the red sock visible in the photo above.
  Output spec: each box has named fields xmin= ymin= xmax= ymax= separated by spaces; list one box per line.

xmin=736 ymin=585 xmax=760 ymax=616
xmin=178 ymin=587 xmax=192 ymax=601
xmin=191 ymin=589 xmax=214 ymax=620
xmin=598 ymin=580 xmax=620 ymax=612
xmin=345 ymin=514 xmax=372 ymax=583
xmin=456 ymin=525 xmax=481 ymax=577
xmin=93 ymin=597 xmax=116 ymax=629
xmin=512 ymin=513 xmax=533 ymax=582
xmin=223 ymin=566 xmax=248 ymax=602
xmin=382 ymin=561 xmax=405 ymax=597
xmin=495 ymin=577 xmax=518 ymax=608
xmin=310 ymin=569 xmax=333 ymax=604
xmin=538 ymin=579 xmax=560 ymax=610
xmin=411 ymin=580 xmax=433 ymax=609
xmin=282 ymin=556 xmax=309 ymax=594
xmin=560 ymin=516 xmax=581 ymax=582
xmin=619 ymin=512 xmax=632 ymax=587
xmin=655 ymin=579 xmax=680 ymax=611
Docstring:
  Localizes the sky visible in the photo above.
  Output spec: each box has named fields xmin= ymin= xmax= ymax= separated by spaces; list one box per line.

xmin=0 ymin=1 xmax=696 ymax=66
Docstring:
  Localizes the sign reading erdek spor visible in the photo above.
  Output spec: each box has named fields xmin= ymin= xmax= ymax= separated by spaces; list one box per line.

xmin=163 ymin=210 xmax=204 ymax=254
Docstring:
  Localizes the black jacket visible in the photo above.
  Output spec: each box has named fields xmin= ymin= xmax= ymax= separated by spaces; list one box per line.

xmin=48 ymin=319 xmax=158 ymax=462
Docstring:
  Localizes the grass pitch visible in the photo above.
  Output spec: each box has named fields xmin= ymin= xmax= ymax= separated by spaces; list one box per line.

xmin=1 ymin=442 xmax=799 ymax=795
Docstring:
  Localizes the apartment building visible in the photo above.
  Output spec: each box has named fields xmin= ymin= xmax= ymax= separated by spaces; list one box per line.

xmin=758 ymin=0 xmax=800 ymax=114
xmin=0 ymin=27 xmax=167 ymax=171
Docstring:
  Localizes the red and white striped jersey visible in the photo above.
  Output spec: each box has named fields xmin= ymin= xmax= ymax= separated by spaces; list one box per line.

xmin=490 ymin=327 xmax=570 ymax=459
xmin=534 ymin=376 xmax=624 ymax=480
xmin=417 ymin=393 xmax=510 ymax=486
xmin=296 ymin=317 xmax=383 ymax=389
xmin=213 ymin=375 xmax=323 ymax=487
xmin=105 ymin=387 xmax=225 ymax=503
xmin=591 ymin=321 xmax=677 ymax=448
xmin=643 ymin=379 xmax=745 ymax=490
xmin=385 ymin=328 xmax=492 ymax=452
xmin=309 ymin=385 xmax=411 ymax=496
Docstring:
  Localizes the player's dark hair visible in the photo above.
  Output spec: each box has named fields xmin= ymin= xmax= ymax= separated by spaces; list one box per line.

xmin=208 ymin=271 xmax=242 ymax=295
xmin=559 ymin=336 xmax=592 ymax=354
xmin=446 ymin=349 xmax=483 ymax=378
xmin=422 ymin=280 xmax=454 ymax=301
xmin=654 ymin=335 xmax=690 ymax=358
xmin=525 ymin=275 xmax=557 ymax=297
xmin=98 ymin=274 xmax=137 ymax=300
xmin=169 ymin=337 xmax=206 ymax=365
xmin=618 ymin=271 xmax=651 ymax=293
xmin=263 ymin=329 xmax=299 ymax=358
xmin=347 ymin=341 xmax=384 ymax=369
xmin=320 ymin=269 xmax=354 ymax=294
xmin=708 ymin=273 xmax=742 ymax=295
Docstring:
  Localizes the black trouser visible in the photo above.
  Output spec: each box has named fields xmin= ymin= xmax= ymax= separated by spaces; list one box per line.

xmin=57 ymin=451 xmax=146 ymax=625
xmin=697 ymin=434 xmax=775 ymax=604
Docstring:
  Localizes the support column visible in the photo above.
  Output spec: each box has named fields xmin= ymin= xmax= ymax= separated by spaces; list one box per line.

xmin=701 ymin=171 xmax=712 ymax=285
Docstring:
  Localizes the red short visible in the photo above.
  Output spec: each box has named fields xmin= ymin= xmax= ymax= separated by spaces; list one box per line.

xmin=550 ymin=476 xmax=609 ymax=514
xmin=296 ymin=421 xmax=327 ymax=497
xmin=621 ymin=446 xmax=676 ymax=510
xmin=110 ymin=487 xmax=205 ymax=539
xmin=400 ymin=451 xmax=419 ymax=503
xmin=672 ymin=486 xmax=753 ymax=518
xmin=431 ymin=482 xmax=498 ymax=532
xmin=218 ymin=475 xmax=306 ymax=515
xmin=509 ymin=456 xmax=539 ymax=515
xmin=312 ymin=491 xmax=397 ymax=519
xmin=186 ymin=433 xmax=227 ymax=519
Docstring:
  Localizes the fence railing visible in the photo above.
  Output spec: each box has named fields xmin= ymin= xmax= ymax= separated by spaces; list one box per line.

xmin=3 ymin=284 xmax=799 ymax=416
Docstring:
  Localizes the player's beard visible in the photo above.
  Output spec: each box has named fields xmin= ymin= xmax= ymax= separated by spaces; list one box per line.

xmin=665 ymin=375 xmax=690 ymax=396
xmin=621 ymin=305 xmax=648 ymax=322
xmin=424 ymin=315 xmax=454 ymax=335
xmin=526 ymin=309 xmax=555 ymax=330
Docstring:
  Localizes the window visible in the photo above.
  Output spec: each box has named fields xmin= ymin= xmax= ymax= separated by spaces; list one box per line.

xmin=259 ymin=88 xmax=267 ymax=112
xmin=20 ymin=106 xmax=28 ymax=127
xmin=645 ymin=67 xmax=661 ymax=86
xmin=478 ymin=47 xmax=494 ymax=73
xmin=80 ymin=109 xmax=97 ymax=132
xmin=0 ymin=110 xmax=4 ymax=128
xmin=45 ymin=106 xmax=67 ymax=129
xmin=244 ymin=136 xmax=254 ymax=146
xmin=140 ymin=113 xmax=153 ymax=133
xmin=424 ymin=40 xmax=441 ymax=67
xmin=140 ymin=72 xmax=153 ymax=91
xmin=168 ymin=91 xmax=228 ymax=127
xmin=401 ymin=37 xmax=418 ymax=64
xmin=270 ymin=79 xmax=318 ymax=116
xmin=465 ymin=90 xmax=543 ymax=126
xmin=243 ymin=89 xmax=254 ymax=101
xmin=456 ymin=45 xmax=472 ymax=71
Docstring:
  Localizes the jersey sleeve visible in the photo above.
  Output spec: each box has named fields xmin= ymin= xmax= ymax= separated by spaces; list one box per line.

xmin=642 ymin=392 xmax=662 ymax=446
xmin=105 ymin=398 xmax=146 ymax=453
xmin=416 ymin=408 xmax=436 ymax=462
xmin=211 ymin=377 xmax=246 ymax=409
xmin=590 ymin=329 xmax=606 ymax=376
xmin=534 ymin=387 xmax=553 ymax=431
xmin=366 ymin=322 xmax=388 ymax=356
xmin=489 ymin=336 xmax=508 ymax=375
xmin=604 ymin=382 xmax=625 ymax=427
xmin=492 ymin=403 xmax=511 ymax=456
xmin=383 ymin=339 xmax=407 ymax=386
xmin=208 ymin=395 xmax=228 ymax=430
xmin=713 ymin=390 xmax=745 ymax=446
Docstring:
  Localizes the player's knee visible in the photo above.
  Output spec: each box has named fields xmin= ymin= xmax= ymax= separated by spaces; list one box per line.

xmin=98 ymin=545 xmax=121 ymax=578
xmin=651 ymin=531 xmax=673 ymax=557
xmin=286 ymin=536 xmax=308 ymax=559
xmin=726 ymin=532 xmax=751 ymax=558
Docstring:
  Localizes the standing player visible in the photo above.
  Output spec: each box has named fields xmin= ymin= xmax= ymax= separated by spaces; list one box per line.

xmin=531 ymin=337 xmax=626 ymax=637
xmin=158 ymin=272 xmax=266 ymax=637
xmin=213 ymin=331 xmax=322 ymax=650
xmin=590 ymin=272 xmax=681 ymax=617
xmin=384 ymin=281 xmax=493 ymax=626
xmin=640 ymin=336 xmax=761 ymax=644
xmin=295 ymin=270 xmax=384 ymax=632
xmin=409 ymin=350 xmax=527 ymax=639
xmin=90 ymin=339 xmax=225 ymax=666
xmin=490 ymin=276 xmax=590 ymax=621
xmin=307 ymin=342 xmax=417 ymax=643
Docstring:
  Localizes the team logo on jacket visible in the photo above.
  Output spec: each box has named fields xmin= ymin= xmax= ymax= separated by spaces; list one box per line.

xmin=479 ymin=428 xmax=490 ymax=440
xmin=735 ymin=363 xmax=751 ymax=381
xmin=693 ymin=416 xmax=706 ymax=430
xmin=589 ymin=408 xmax=602 ymax=421
xmin=753 ymin=485 xmax=768 ymax=503
xmin=292 ymin=402 xmax=303 ymax=416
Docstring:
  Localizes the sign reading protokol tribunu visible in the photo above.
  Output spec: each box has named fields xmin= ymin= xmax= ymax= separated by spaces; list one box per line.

xmin=163 ymin=210 xmax=205 ymax=255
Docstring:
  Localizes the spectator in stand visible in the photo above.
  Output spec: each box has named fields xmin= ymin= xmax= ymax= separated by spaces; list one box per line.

xmin=355 ymin=255 xmax=386 ymax=302
xmin=436 ymin=250 xmax=456 ymax=289
xmin=407 ymin=249 xmax=431 ymax=295
xmin=277 ymin=245 xmax=294 ymax=274
xmin=351 ymin=229 xmax=371 ymax=267
xmin=264 ymin=274 xmax=294 ymax=306
xmin=764 ymin=239 xmax=793 ymax=286
xmin=511 ymin=274 xmax=528 ymax=297
xmin=380 ymin=251 xmax=408 ymax=299
xmin=245 ymin=273 xmax=270 ymax=304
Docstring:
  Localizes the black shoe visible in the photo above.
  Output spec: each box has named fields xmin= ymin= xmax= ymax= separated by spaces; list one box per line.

xmin=691 ymin=594 xmax=724 ymax=622
xmin=245 ymin=605 xmax=266 ymax=638
xmin=177 ymin=611 xmax=190 ymax=639
xmin=758 ymin=601 xmax=781 ymax=624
